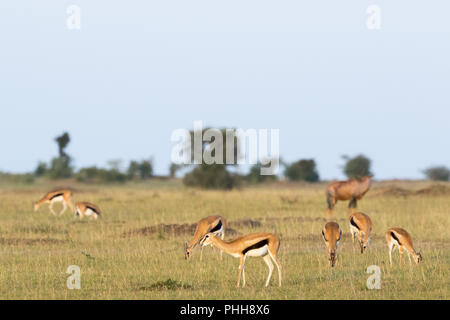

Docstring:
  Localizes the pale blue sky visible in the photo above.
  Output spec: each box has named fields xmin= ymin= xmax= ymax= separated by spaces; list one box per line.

xmin=0 ymin=1 xmax=449 ymax=179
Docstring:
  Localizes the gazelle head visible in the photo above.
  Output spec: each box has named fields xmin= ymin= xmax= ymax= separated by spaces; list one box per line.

xmin=359 ymin=231 xmax=371 ymax=254
xmin=184 ymin=242 xmax=193 ymax=260
xmin=322 ymin=222 xmax=342 ymax=268
xmin=415 ymin=251 xmax=423 ymax=264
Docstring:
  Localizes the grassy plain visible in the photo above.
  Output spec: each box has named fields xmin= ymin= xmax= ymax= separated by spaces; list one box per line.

xmin=0 ymin=179 xmax=448 ymax=299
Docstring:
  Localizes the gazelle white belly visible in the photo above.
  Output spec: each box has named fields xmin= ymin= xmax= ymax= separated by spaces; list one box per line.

xmin=246 ymin=245 xmax=269 ymax=257
xmin=85 ymin=208 xmax=96 ymax=216
xmin=51 ymin=196 xmax=64 ymax=203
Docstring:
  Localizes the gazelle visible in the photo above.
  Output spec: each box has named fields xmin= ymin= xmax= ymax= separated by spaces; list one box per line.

xmin=386 ymin=228 xmax=423 ymax=266
xmin=185 ymin=215 xmax=226 ymax=261
xmin=349 ymin=212 xmax=372 ymax=253
xmin=75 ymin=202 xmax=101 ymax=220
xmin=326 ymin=176 xmax=373 ymax=215
xmin=322 ymin=222 xmax=342 ymax=267
xmin=34 ymin=189 xmax=74 ymax=215
xmin=200 ymin=232 xmax=282 ymax=288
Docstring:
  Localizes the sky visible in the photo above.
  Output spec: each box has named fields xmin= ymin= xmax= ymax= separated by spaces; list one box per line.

xmin=0 ymin=1 xmax=449 ymax=180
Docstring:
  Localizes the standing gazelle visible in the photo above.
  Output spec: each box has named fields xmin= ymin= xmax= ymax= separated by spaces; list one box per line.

xmin=75 ymin=202 xmax=101 ymax=220
xmin=386 ymin=228 xmax=423 ymax=266
xmin=349 ymin=212 xmax=372 ymax=253
xmin=34 ymin=189 xmax=74 ymax=216
xmin=200 ymin=232 xmax=282 ymax=288
xmin=322 ymin=222 xmax=342 ymax=267
xmin=185 ymin=215 xmax=226 ymax=261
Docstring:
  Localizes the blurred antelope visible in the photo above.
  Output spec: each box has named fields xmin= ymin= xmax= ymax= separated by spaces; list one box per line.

xmin=326 ymin=176 xmax=373 ymax=215
xmin=200 ymin=232 xmax=282 ymax=288
xmin=386 ymin=228 xmax=422 ymax=266
xmin=349 ymin=212 xmax=372 ymax=253
xmin=185 ymin=215 xmax=226 ymax=261
xmin=322 ymin=222 xmax=342 ymax=267
xmin=34 ymin=189 xmax=74 ymax=216
xmin=75 ymin=202 xmax=101 ymax=220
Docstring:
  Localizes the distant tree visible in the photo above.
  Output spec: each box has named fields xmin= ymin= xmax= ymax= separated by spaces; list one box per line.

xmin=182 ymin=128 xmax=240 ymax=189
xmin=423 ymin=166 xmax=450 ymax=181
xmin=284 ymin=159 xmax=320 ymax=182
xmin=127 ymin=159 xmax=153 ymax=180
xmin=139 ymin=159 xmax=153 ymax=179
xmin=246 ymin=163 xmax=279 ymax=184
xmin=34 ymin=161 xmax=48 ymax=177
xmin=48 ymin=157 xmax=73 ymax=179
xmin=55 ymin=132 xmax=70 ymax=159
xmin=48 ymin=132 xmax=73 ymax=179
xmin=342 ymin=154 xmax=372 ymax=179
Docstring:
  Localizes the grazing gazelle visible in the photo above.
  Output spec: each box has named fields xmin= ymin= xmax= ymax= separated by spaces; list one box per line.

xmin=75 ymin=202 xmax=101 ymax=220
xmin=349 ymin=212 xmax=372 ymax=253
xmin=200 ymin=232 xmax=282 ymax=288
xmin=322 ymin=222 xmax=342 ymax=267
xmin=185 ymin=215 xmax=226 ymax=261
xmin=386 ymin=228 xmax=423 ymax=266
xmin=34 ymin=189 xmax=74 ymax=215
xmin=325 ymin=176 xmax=373 ymax=215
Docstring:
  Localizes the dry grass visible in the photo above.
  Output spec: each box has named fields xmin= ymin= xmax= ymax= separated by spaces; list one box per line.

xmin=0 ymin=180 xmax=448 ymax=299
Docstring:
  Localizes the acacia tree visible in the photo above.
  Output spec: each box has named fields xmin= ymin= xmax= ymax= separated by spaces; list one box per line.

xmin=342 ymin=154 xmax=372 ymax=179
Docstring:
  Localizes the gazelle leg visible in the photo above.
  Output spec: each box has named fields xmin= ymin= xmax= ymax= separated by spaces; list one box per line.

xmin=242 ymin=259 xmax=246 ymax=288
xmin=263 ymin=255 xmax=274 ymax=287
xmin=407 ymin=251 xmax=412 ymax=264
xmin=388 ymin=242 xmax=394 ymax=266
xmin=49 ymin=202 xmax=56 ymax=216
xmin=220 ymin=232 xmax=225 ymax=261
xmin=237 ymin=255 xmax=245 ymax=288
xmin=60 ymin=202 xmax=67 ymax=215
xmin=399 ymin=246 xmax=403 ymax=265
xmin=269 ymin=251 xmax=282 ymax=287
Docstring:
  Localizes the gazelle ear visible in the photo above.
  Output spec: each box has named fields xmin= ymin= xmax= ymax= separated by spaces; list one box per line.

xmin=338 ymin=229 xmax=342 ymax=241
xmin=321 ymin=230 xmax=326 ymax=241
xmin=184 ymin=242 xmax=188 ymax=250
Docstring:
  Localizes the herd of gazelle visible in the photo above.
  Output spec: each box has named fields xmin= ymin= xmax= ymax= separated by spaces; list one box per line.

xmin=34 ymin=189 xmax=100 ymax=219
xmin=184 ymin=176 xmax=423 ymax=287
xmin=34 ymin=175 xmax=422 ymax=288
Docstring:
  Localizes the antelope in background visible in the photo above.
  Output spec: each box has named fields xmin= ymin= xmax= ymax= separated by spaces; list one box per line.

xmin=386 ymin=228 xmax=422 ymax=266
xmin=34 ymin=189 xmax=74 ymax=215
xmin=200 ymin=232 xmax=282 ymax=288
xmin=349 ymin=212 xmax=372 ymax=253
xmin=185 ymin=215 xmax=226 ymax=261
xmin=322 ymin=222 xmax=342 ymax=267
xmin=75 ymin=202 xmax=101 ymax=220
xmin=326 ymin=175 xmax=373 ymax=216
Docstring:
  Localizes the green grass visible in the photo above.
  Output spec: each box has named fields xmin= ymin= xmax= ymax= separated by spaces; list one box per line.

xmin=0 ymin=179 xmax=448 ymax=299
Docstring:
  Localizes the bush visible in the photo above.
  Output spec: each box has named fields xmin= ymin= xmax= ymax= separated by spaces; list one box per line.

xmin=342 ymin=154 xmax=372 ymax=179
xmin=127 ymin=160 xmax=154 ymax=180
xmin=246 ymin=163 xmax=279 ymax=184
xmin=183 ymin=164 xmax=238 ymax=189
xmin=0 ymin=172 xmax=35 ymax=184
xmin=423 ymin=166 xmax=450 ymax=181
xmin=284 ymin=159 xmax=319 ymax=182
xmin=75 ymin=167 xmax=127 ymax=183
xmin=47 ymin=157 xmax=73 ymax=179
xmin=34 ymin=162 xmax=48 ymax=177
